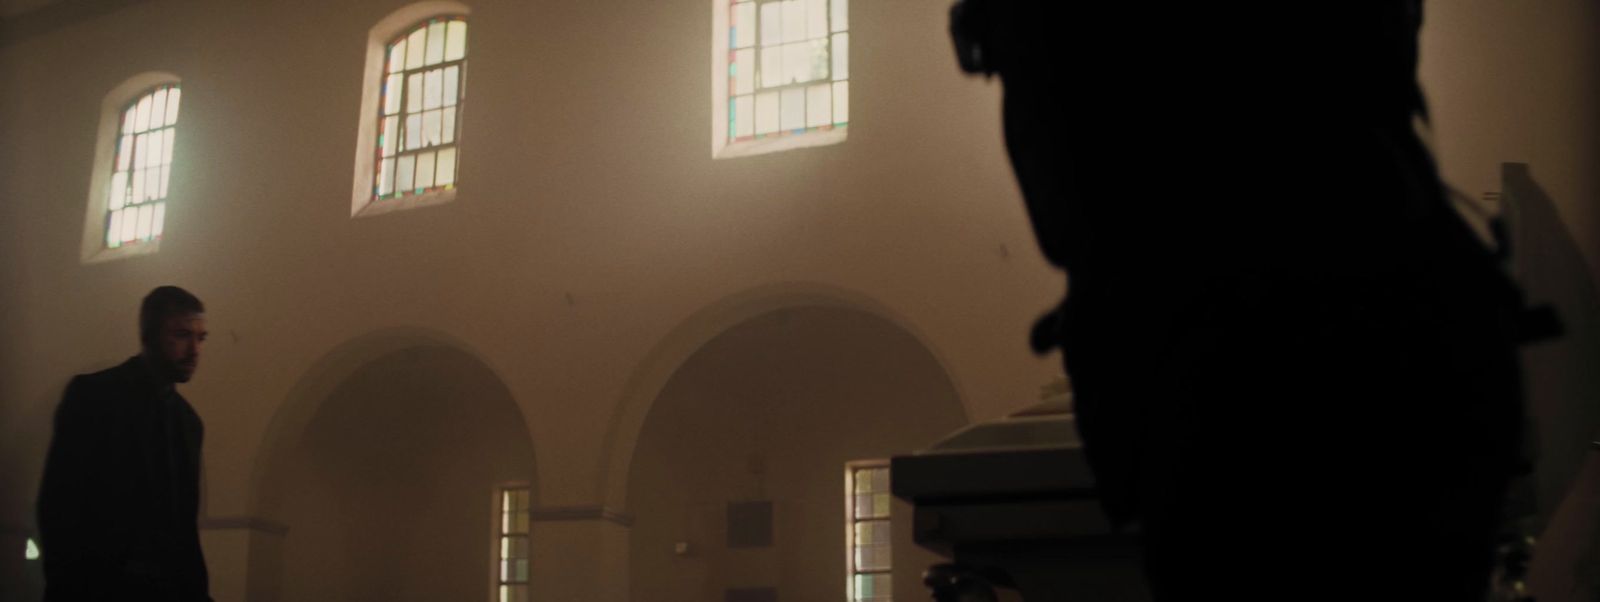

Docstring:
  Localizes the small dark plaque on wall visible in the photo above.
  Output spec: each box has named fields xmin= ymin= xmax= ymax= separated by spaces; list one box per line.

xmin=725 ymin=586 xmax=777 ymax=602
xmin=726 ymin=500 xmax=773 ymax=548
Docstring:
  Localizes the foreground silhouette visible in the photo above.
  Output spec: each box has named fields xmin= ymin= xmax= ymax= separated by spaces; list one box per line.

xmin=953 ymin=2 xmax=1543 ymax=597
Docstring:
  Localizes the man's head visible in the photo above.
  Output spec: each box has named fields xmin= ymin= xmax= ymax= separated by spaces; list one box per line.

xmin=139 ymin=286 xmax=207 ymax=384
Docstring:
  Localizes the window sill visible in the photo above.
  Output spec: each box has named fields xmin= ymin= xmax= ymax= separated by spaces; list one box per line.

xmin=352 ymin=187 xmax=458 ymax=218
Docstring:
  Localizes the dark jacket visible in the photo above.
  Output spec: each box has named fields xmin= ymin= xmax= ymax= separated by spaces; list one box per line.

xmin=37 ymin=356 xmax=211 ymax=601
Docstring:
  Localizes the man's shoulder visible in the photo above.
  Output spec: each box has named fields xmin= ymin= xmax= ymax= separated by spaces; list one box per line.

xmin=58 ymin=359 xmax=140 ymax=409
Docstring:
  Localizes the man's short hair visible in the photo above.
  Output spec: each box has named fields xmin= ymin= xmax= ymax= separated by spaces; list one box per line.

xmin=140 ymin=286 xmax=204 ymax=346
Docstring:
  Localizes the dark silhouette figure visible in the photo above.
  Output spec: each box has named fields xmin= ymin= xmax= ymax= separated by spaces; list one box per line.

xmin=37 ymin=286 xmax=212 ymax=601
xmin=953 ymin=2 xmax=1538 ymax=598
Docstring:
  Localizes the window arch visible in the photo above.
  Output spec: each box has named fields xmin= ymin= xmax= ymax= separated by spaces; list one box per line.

xmin=712 ymin=0 xmax=849 ymax=158
xmin=80 ymin=72 xmax=182 ymax=263
xmin=351 ymin=3 xmax=470 ymax=217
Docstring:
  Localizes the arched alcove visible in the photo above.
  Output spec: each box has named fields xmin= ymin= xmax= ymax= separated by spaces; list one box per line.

xmin=255 ymin=338 xmax=535 ymax=602
xmin=626 ymin=305 xmax=968 ymax=602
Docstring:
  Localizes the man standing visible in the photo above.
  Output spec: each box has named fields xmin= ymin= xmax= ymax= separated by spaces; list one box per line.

xmin=37 ymin=286 xmax=212 ymax=601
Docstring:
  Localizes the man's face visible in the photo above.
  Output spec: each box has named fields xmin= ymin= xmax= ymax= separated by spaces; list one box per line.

xmin=152 ymin=312 xmax=207 ymax=383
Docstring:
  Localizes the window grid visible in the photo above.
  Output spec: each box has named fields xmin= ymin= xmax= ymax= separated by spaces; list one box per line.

xmin=374 ymin=16 xmax=467 ymax=201
xmin=498 ymin=486 xmax=531 ymax=602
xmin=106 ymin=84 xmax=180 ymax=249
xmin=847 ymin=462 xmax=890 ymax=602
xmin=726 ymin=0 xmax=847 ymax=143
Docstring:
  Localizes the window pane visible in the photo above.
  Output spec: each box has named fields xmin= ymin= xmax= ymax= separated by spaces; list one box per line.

xmin=733 ymin=94 xmax=754 ymax=138
xmin=760 ymin=47 xmax=783 ymax=88
xmin=122 ymin=107 xmax=136 ymax=133
xmin=388 ymin=39 xmax=407 ymax=73
xmin=806 ymin=0 xmax=828 ymax=39
xmin=511 ymin=512 xmax=529 ymax=534
xmin=109 ymin=172 xmax=127 ymax=210
xmin=425 ymin=21 xmax=446 ymax=65
xmin=134 ymin=133 xmax=149 ymax=170
xmin=734 ymin=2 xmax=756 ymax=48
xmin=381 ymin=116 xmax=399 ymax=156
xmin=163 ymin=129 xmax=176 ymax=166
xmin=121 ymin=205 xmax=139 ymax=241
xmin=396 ymin=154 xmax=415 ymax=192
xmin=151 ymin=202 xmax=165 ymax=238
xmin=159 ymin=164 xmax=171 ymax=199
xmin=150 ymin=89 xmax=168 ymax=129
xmin=131 ymin=167 xmax=146 ymax=204
xmin=415 ymin=150 xmax=436 ymax=189
xmin=832 ymin=80 xmax=848 ymax=124
xmin=116 ymin=135 xmax=133 ymax=171
xmin=806 ymin=83 xmax=831 ymax=127
xmin=407 ymin=73 xmax=424 ymax=114
xmin=831 ymin=0 xmax=847 ymax=32
xmin=166 ymin=88 xmax=182 ymax=127
xmin=810 ymin=38 xmax=830 ymax=81
xmin=780 ymin=87 xmax=805 ymax=130
xmin=405 ymin=114 xmax=422 ymax=151
xmin=782 ymin=42 xmax=806 ymax=84
xmin=759 ymin=2 xmax=782 ymax=47
xmin=832 ymin=32 xmax=848 ymax=80
xmin=107 ymin=210 xmax=123 ymax=247
xmin=135 ymin=94 xmax=153 ymax=132
xmin=384 ymin=74 xmax=403 ymax=115
xmin=442 ymin=107 xmax=457 ymax=143
xmin=443 ymin=66 xmax=460 ymax=107
xmin=445 ymin=20 xmax=468 ymax=61
xmin=873 ymin=468 xmax=889 ymax=492
xmin=147 ymin=130 xmax=164 ymax=169
xmin=436 ymin=147 xmax=457 ymax=186
xmin=379 ymin=157 xmax=395 ymax=196
xmin=424 ymin=69 xmax=443 ymax=110
xmin=513 ymin=559 xmax=529 ymax=582
xmin=406 ymin=28 xmax=427 ymax=69
xmin=424 ymin=109 xmax=442 ymax=147
xmin=734 ymin=49 xmax=755 ymax=95
xmin=755 ymin=91 xmax=779 ymax=134
xmin=135 ymin=204 xmax=154 ymax=240
xmin=782 ymin=0 xmax=806 ymax=42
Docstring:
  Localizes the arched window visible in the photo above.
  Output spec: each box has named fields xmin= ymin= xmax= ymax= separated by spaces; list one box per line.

xmin=81 ymin=73 xmax=182 ymax=263
xmin=107 ymin=84 xmax=180 ymax=248
xmin=352 ymin=4 xmax=470 ymax=217
xmin=712 ymin=0 xmax=848 ymax=158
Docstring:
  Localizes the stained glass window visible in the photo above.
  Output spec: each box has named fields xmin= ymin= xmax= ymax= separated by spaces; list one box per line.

xmin=374 ymin=17 xmax=467 ymax=201
xmin=106 ymin=84 xmax=179 ymax=249
xmin=847 ymin=462 xmax=890 ymax=602
xmin=725 ymin=0 xmax=847 ymax=145
xmin=498 ymin=485 xmax=531 ymax=602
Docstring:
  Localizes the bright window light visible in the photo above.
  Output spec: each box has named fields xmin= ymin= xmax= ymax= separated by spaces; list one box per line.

xmin=105 ymin=84 xmax=179 ymax=249
xmin=372 ymin=17 xmax=467 ymax=201
xmin=714 ymin=0 xmax=848 ymax=157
